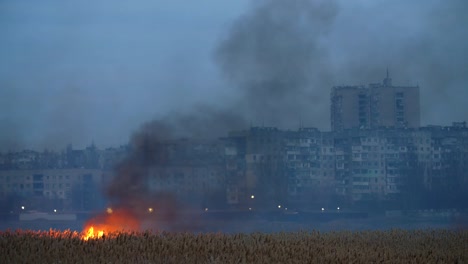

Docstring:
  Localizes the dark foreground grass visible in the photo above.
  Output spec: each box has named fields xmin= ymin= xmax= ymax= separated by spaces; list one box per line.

xmin=1 ymin=229 xmax=467 ymax=263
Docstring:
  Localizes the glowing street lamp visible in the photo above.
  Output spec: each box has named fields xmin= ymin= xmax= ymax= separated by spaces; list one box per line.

xmin=53 ymin=209 xmax=57 ymax=213
xmin=278 ymin=205 xmax=281 ymax=209
xmin=321 ymin=207 xmax=325 ymax=212
xmin=250 ymin=195 xmax=255 ymax=199
xmin=21 ymin=206 xmax=25 ymax=210
xmin=148 ymin=208 xmax=153 ymax=213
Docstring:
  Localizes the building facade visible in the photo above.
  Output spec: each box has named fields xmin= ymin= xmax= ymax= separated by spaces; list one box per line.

xmin=1 ymin=123 xmax=467 ymax=212
xmin=223 ymin=123 xmax=468 ymax=209
xmin=0 ymin=169 xmax=105 ymax=212
xmin=331 ymin=72 xmax=420 ymax=131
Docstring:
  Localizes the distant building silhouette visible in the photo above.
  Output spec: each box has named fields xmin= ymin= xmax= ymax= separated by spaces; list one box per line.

xmin=4 ymin=72 xmax=468 ymax=212
xmin=331 ymin=71 xmax=420 ymax=131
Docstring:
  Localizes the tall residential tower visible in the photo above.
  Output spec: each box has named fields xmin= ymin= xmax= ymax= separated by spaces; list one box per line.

xmin=331 ymin=71 xmax=420 ymax=131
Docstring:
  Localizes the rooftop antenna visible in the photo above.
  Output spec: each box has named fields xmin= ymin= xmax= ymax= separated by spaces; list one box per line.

xmin=383 ymin=66 xmax=392 ymax=87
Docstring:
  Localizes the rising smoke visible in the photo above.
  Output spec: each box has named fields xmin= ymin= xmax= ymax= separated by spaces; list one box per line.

xmin=2 ymin=0 xmax=466 ymax=151
xmin=93 ymin=0 xmax=468 ymax=230
xmin=103 ymin=0 xmax=340 ymax=230
xmin=216 ymin=0 xmax=338 ymax=128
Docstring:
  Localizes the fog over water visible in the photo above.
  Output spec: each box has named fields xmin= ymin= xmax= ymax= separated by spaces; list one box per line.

xmin=1 ymin=0 xmax=467 ymax=151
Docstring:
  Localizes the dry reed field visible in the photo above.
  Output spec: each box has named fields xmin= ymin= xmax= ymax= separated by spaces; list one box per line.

xmin=1 ymin=229 xmax=467 ymax=263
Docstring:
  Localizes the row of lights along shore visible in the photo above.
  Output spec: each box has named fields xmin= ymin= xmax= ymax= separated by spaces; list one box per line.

xmin=94 ymin=196 xmax=342 ymax=213
xmin=250 ymin=195 xmax=341 ymax=212
xmin=21 ymin=206 xmax=57 ymax=213
xmin=23 ymin=203 xmax=341 ymax=214
xmin=105 ymin=207 xmax=154 ymax=214
xmin=22 ymin=204 xmax=337 ymax=214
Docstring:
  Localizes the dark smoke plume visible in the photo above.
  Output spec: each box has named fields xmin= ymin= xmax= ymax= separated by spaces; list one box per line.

xmin=216 ymin=0 xmax=338 ymax=128
xmin=103 ymin=0 xmax=340 ymax=230
xmin=106 ymin=109 xmax=245 ymax=202
xmin=104 ymin=109 xmax=246 ymax=230
xmin=90 ymin=0 xmax=468 ymax=231
xmin=104 ymin=121 xmax=178 ymax=229
xmin=101 ymin=106 xmax=244 ymax=230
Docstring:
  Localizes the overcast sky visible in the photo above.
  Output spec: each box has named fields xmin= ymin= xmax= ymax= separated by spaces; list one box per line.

xmin=1 ymin=0 xmax=467 ymax=151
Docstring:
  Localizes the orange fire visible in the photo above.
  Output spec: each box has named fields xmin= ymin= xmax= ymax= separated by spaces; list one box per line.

xmin=81 ymin=207 xmax=140 ymax=240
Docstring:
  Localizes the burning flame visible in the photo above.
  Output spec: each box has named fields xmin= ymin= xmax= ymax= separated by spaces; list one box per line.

xmin=83 ymin=226 xmax=104 ymax=240
xmin=81 ymin=207 xmax=140 ymax=240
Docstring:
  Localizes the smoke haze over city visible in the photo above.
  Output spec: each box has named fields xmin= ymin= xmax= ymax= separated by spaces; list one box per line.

xmin=1 ymin=0 xmax=467 ymax=151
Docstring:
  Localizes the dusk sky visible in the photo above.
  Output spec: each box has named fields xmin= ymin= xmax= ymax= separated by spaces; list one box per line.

xmin=1 ymin=0 xmax=467 ymax=151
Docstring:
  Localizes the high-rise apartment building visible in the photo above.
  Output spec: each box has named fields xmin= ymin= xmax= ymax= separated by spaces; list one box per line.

xmin=331 ymin=71 xmax=420 ymax=131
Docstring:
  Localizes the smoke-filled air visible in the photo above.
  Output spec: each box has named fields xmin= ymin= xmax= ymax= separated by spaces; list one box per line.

xmin=1 ymin=1 xmax=468 ymax=262
xmin=1 ymin=0 xmax=467 ymax=150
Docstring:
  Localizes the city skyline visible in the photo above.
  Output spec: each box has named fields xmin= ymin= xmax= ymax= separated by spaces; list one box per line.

xmin=2 ymin=122 xmax=468 ymax=212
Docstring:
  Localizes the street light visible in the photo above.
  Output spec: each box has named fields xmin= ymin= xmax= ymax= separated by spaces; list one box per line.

xmin=21 ymin=206 xmax=25 ymax=210
xmin=278 ymin=205 xmax=281 ymax=209
xmin=321 ymin=207 xmax=325 ymax=212
xmin=250 ymin=195 xmax=255 ymax=199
